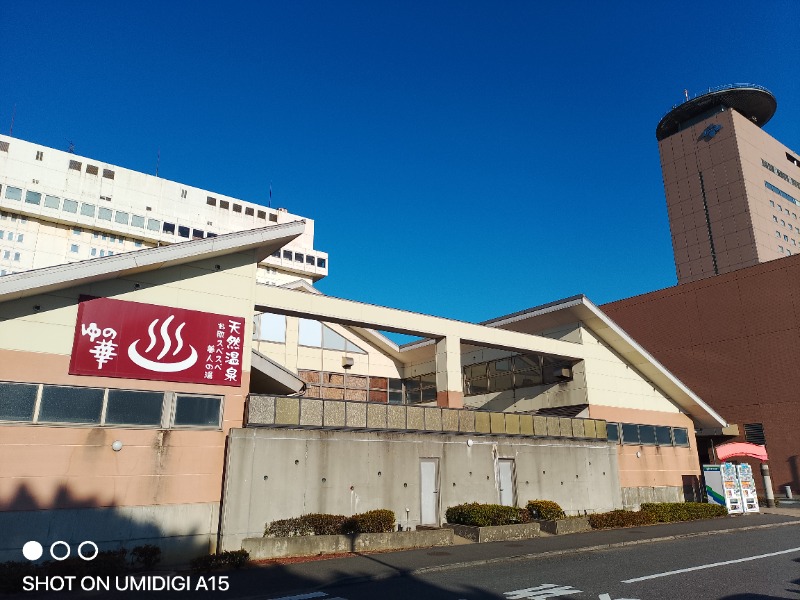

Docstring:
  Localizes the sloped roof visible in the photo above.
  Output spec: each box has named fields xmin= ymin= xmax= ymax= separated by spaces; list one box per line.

xmin=482 ymin=295 xmax=727 ymax=428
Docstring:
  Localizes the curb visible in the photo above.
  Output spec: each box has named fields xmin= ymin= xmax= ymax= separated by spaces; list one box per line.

xmin=314 ymin=518 xmax=800 ymax=592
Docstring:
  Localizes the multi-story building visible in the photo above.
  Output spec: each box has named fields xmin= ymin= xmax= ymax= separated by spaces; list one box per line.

xmin=0 ymin=134 xmax=327 ymax=284
xmin=657 ymin=84 xmax=800 ymax=284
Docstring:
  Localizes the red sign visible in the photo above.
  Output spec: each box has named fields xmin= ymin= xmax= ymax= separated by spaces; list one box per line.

xmin=715 ymin=442 xmax=769 ymax=462
xmin=69 ymin=298 xmax=246 ymax=387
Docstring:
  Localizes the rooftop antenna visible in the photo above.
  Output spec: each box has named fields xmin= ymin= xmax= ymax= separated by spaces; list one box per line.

xmin=156 ymin=148 xmax=160 ymax=177
xmin=9 ymin=104 xmax=15 ymax=136
xmin=268 ymin=181 xmax=272 ymax=208
xmin=66 ymin=140 xmax=75 ymax=154
xmin=684 ymin=89 xmax=689 ymax=102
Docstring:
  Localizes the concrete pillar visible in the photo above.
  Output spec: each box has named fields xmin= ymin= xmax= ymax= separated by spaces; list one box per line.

xmin=435 ymin=336 xmax=463 ymax=409
xmin=760 ymin=463 xmax=775 ymax=508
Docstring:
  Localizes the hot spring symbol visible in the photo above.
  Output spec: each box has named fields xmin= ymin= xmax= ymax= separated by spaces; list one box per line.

xmin=128 ymin=315 xmax=198 ymax=372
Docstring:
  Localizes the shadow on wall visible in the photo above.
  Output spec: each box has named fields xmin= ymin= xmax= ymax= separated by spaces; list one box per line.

xmin=0 ymin=483 xmax=207 ymax=566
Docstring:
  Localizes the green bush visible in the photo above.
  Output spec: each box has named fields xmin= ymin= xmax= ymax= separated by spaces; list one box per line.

xmin=445 ymin=503 xmax=531 ymax=527
xmin=130 ymin=544 xmax=162 ymax=571
xmin=342 ymin=510 xmax=396 ymax=534
xmin=589 ymin=509 xmax=655 ymax=529
xmin=526 ymin=500 xmax=566 ymax=521
xmin=190 ymin=549 xmax=249 ymax=573
xmin=265 ymin=510 xmax=395 ymax=537
xmin=641 ymin=502 xmax=727 ymax=522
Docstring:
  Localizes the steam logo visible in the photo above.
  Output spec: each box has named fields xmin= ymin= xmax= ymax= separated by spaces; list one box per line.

xmin=128 ymin=315 xmax=198 ymax=372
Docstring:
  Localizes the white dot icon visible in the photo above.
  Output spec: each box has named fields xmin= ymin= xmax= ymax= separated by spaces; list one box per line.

xmin=22 ymin=541 xmax=43 ymax=561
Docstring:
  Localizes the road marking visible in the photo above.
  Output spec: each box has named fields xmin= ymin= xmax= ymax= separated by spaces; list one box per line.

xmin=505 ymin=584 xmax=583 ymax=599
xmin=622 ymin=546 xmax=800 ymax=583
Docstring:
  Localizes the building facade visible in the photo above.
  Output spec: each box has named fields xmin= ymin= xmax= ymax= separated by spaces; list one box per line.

xmin=657 ymin=84 xmax=800 ymax=284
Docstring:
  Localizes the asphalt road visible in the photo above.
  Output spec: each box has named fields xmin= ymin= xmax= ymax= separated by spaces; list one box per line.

xmin=265 ymin=525 xmax=800 ymax=600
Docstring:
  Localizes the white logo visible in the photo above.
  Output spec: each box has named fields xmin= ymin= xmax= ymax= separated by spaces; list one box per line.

xmin=128 ymin=315 xmax=198 ymax=372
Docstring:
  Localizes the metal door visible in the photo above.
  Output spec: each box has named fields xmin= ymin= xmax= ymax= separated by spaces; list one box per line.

xmin=420 ymin=458 xmax=440 ymax=525
xmin=498 ymin=458 xmax=516 ymax=506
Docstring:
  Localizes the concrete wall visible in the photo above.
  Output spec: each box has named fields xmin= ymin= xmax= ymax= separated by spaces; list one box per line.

xmin=0 ymin=502 xmax=218 ymax=565
xmin=218 ymin=428 xmax=622 ymax=552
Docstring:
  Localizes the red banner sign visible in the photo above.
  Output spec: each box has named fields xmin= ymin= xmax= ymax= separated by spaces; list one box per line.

xmin=69 ymin=298 xmax=245 ymax=387
xmin=715 ymin=442 xmax=769 ymax=462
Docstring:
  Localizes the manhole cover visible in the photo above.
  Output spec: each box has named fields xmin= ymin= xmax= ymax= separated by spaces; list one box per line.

xmin=427 ymin=551 xmax=451 ymax=556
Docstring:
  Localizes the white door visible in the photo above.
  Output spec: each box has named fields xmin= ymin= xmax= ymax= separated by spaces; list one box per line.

xmin=498 ymin=459 xmax=515 ymax=506
xmin=420 ymin=458 xmax=440 ymax=525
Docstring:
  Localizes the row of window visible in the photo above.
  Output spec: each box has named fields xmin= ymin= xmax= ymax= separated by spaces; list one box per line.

xmin=762 ymin=159 xmax=800 ymax=192
xmin=0 ymin=381 xmax=223 ymax=429
xmin=206 ymin=196 xmax=279 ymax=223
xmin=769 ymin=199 xmax=797 ymax=219
xmin=272 ymin=249 xmax=327 ymax=269
xmin=606 ymin=422 xmax=690 ymax=447
xmin=67 ymin=159 xmax=115 ymax=180
xmin=0 ymin=250 xmax=21 ymax=262
xmin=253 ymin=314 xmax=361 ymax=352
xmin=299 ymin=370 xmax=404 ymax=404
xmin=0 ymin=231 xmax=23 ymax=243
xmin=463 ymin=354 xmax=573 ymax=396
xmin=764 ymin=181 xmax=798 ymax=206
xmin=778 ymin=245 xmax=792 ymax=256
xmin=772 ymin=215 xmax=799 ymax=234
xmin=0 ymin=211 xmax=26 ymax=223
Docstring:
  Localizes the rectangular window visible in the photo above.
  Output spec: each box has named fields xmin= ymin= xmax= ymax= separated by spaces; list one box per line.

xmin=17 ymin=233 xmax=23 ymax=242
xmin=91 ymin=248 xmax=97 ymax=256
xmin=256 ymin=312 xmax=287 ymax=343
xmin=282 ymin=250 xmax=292 ymax=260
xmin=25 ymin=191 xmax=41 ymax=205
xmin=114 ymin=211 xmax=129 ymax=225
xmin=130 ymin=215 xmax=145 ymax=228
xmin=672 ymin=427 xmax=690 ymax=447
xmin=105 ymin=390 xmax=163 ymax=426
xmin=86 ymin=164 xmax=99 ymax=175
xmin=207 ymin=197 xmax=216 ymax=206
xmin=621 ymin=423 xmax=640 ymax=444
xmin=0 ymin=382 xmax=38 ymax=421
xmin=81 ymin=203 xmax=96 ymax=217
xmin=5 ymin=187 xmax=22 ymax=201
xmin=44 ymin=195 xmax=61 ymax=209
xmin=35 ymin=151 xmax=43 ymax=161
xmin=294 ymin=252 xmax=304 ymax=262
xmin=62 ymin=199 xmax=78 ymax=213
xmin=606 ymin=422 xmax=620 ymax=443
xmin=269 ymin=213 xmax=278 ymax=222
xmin=68 ymin=160 xmax=82 ymax=171
xmin=173 ymin=395 xmax=222 ymax=427
xmin=0 ymin=231 xmax=3 ymax=240
xmin=298 ymin=318 xmax=323 ymax=347
xmin=0 ymin=141 xmax=9 ymax=152
xmin=192 ymin=229 xmax=204 ymax=239
xmin=257 ymin=210 xmax=266 ymax=219
xmin=98 ymin=207 xmax=112 ymax=221
xmin=70 ymin=244 xmax=79 ymax=253
xmin=220 ymin=200 xmax=229 ymax=210
xmin=317 ymin=257 xmax=326 ymax=268
xmin=102 ymin=169 xmax=115 ymax=179
xmin=245 ymin=207 xmax=254 ymax=216
xmin=181 ymin=189 xmax=187 ymax=199
xmin=72 ymin=227 xmax=81 ymax=235
xmin=163 ymin=222 xmax=175 ymax=234
xmin=147 ymin=218 xmax=160 ymax=231
xmin=655 ymin=425 xmax=673 ymax=445
xmin=233 ymin=204 xmax=242 ymax=213
xmin=638 ymin=424 xmax=656 ymax=445
xmin=178 ymin=226 xmax=190 ymax=238
xmin=13 ymin=252 xmax=19 ymax=261
xmin=39 ymin=385 xmax=104 ymax=424
xmin=306 ymin=255 xmax=315 ymax=265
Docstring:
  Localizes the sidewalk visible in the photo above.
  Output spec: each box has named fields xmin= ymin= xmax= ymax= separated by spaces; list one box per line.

xmin=232 ymin=511 xmax=800 ymax=598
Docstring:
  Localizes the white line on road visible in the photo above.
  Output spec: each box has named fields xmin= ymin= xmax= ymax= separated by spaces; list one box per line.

xmin=622 ymin=546 xmax=800 ymax=583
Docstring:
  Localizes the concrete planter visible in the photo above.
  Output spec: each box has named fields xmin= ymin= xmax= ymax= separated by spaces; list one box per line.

xmin=536 ymin=516 xmax=592 ymax=535
xmin=442 ymin=522 xmax=541 ymax=543
xmin=242 ymin=529 xmax=453 ymax=559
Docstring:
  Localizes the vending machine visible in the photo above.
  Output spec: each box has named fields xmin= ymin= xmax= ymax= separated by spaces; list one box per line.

xmin=737 ymin=463 xmax=760 ymax=513
xmin=702 ymin=463 xmax=744 ymax=514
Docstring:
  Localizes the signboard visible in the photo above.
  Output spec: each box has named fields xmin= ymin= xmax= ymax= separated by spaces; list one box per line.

xmin=69 ymin=297 xmax=245 ymax=387
xmin=702 ymin=465 xmax=725 ymax=508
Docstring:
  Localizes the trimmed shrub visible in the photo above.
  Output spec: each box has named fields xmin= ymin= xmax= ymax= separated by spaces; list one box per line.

xmin=265 ymin=516 xmax=313 ymax=538
xmin=445 ymin=503 xmax=531 ymax=527
xmin=342 ymin=509 xmax=396 ymax=534
xmin=641 ymin=502 xmax=727 ymax=522
xmin=130 ymin=544 xmax=162 ymax=571
xmin=589 ymin=510 xmax=655 ymax=529
xmin=190 ymin=549 xmax=249 ymax=573
xmin=303 ymin=513 xmax=349 ymax=536
xmin=526 ymin=500 xmax=566 ymax=521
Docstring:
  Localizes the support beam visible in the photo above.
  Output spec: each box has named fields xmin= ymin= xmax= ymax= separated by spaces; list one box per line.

xmin=435 ymin=336 xmax=463 ymax=408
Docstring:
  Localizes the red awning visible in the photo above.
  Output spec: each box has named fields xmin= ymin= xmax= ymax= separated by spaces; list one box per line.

xmin=715 ymin=442 xmax=769 ymax=462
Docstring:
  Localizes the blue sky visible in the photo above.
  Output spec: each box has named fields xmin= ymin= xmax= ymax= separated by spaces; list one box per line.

xmin=1 ymin=1 xmax=798 ymax=327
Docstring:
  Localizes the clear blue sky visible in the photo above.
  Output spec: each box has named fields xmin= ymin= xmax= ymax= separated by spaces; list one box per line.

xmin=2 ymin=1 xmax=798 ymax=328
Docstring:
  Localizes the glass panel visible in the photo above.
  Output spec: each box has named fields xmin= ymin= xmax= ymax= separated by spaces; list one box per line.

xmin=606 ymin=422 xmax=620 ymax=443
xmin=177 ymin=225 xmax=189 ymax=238
xmin=131 ymin=215 xmax=145 ymax=228
xmin=39 ymin=385 xmax=103 ymax=423
xmin=62 ymin=199 xmax=78 ymax=213
xmin=115 ymin=211 xmax=129 ymax=224
xmin=672 ymin=427 xmax=689 ymax=447
xmin=147 ymin=219 xmax=160 ymax=231
xmin=25 ymin=191 xmax=41 ymax=205
xmin=420 ymin=372 xmax=437 ymax=386
xmin=513 ymin=355 xmax=540 ymax=372
xmin=5 ymin=186 xmax=22 ymax=200
xmin=321 ymin=325 xmax=347 ymax=351
xmin=490 ymin=373 xmax=514 ymax=392
xmin=0 ymin=382 xmax=37 ymax=421
xmin=44 ymin=195 xmax=61 ymax=209
xmin=420 ymin=386 xmax=437 ymax=403
xmin=388 ymin=378 xmax=402 ymax=391
xmin=173 ymin=395 xmax=221 ymax=427
xmin=621 ymin=423 xmax=639 ymax=444
xmin=105 ymin=390 xmax=163 ymax=426
xmin=345 ymin=340 xmax=366 ymax=354
xmin=465 ymin=363 xmax=486 ymax=379
xmin=298 ymin=318 xmax=322 ymax=347
xmin=639 ymin=424 xmax=656 ymax=445
xmin=466 ymin=377 xmax=489 ymax=395
xmin=98 ymin=207 xmax=112 ymax=220
xmin=257 ymin=312 xmax=286 ymax=343
xmin=317 ymin=258 xmax=326 ymax=268
xmin=80 ymin=203 xmax=96 ymax=217
xmin=388 ymin=391 xmax=403 ymax=405
xmin=488 ymin=359 xmax=512 ymax=376
xmin=655 ymin=425 xmax=672 ymax=446
xmin=514 ymin=370 xmax=543 ymax=388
